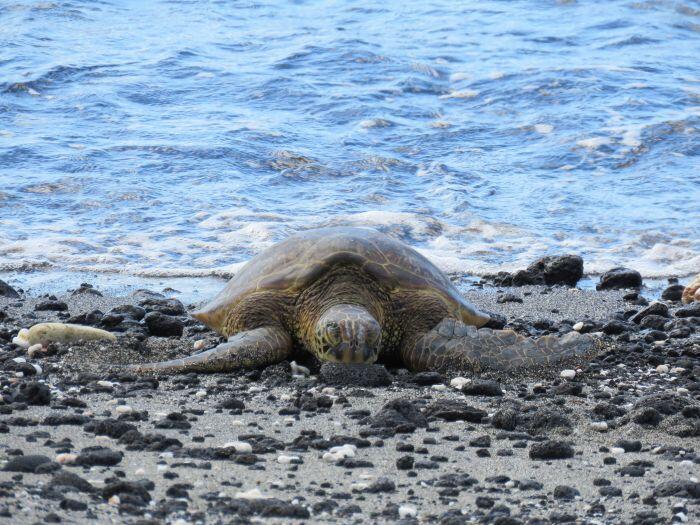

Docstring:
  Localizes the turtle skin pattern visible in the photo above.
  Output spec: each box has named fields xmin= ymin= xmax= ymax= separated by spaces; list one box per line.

xmin=403 ymin=318 xmax=597 ymax=373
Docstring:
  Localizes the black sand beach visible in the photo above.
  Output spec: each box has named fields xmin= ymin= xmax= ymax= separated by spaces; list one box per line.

xmin=0 ymin=278 xmax=699 ymax=524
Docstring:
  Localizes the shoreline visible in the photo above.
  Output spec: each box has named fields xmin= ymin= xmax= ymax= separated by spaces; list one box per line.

xmin=0 ymin=280 xmax=699 ymax=523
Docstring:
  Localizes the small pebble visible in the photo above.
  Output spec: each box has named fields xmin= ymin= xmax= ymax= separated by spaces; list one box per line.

xmin=235 ymin=488 xmax=268 ymax=500
xmin=560 ymin=369 xmax=576 ymax=380
xmin=193 ymin=339 xmax=206 ymax=351
xmin=450 ymin=376 xmax=470 ymax=390
xmin=323 ymin=444 xmax=356 ymax=463
xmin=221 ymin=441 xmax=252 ymax=453
xmin=290 ymin=361 xmax=310 ymax=376
xmin=27 ymin=343 xmax=44 ymax=357
xmin=108 ymin=495 xmax=120 ymax=506
xmin=398 ymin=505 xmax=417 ymax=518
xmin=277 ymin=454 xmax=300 ymax=464
xmin=590 ymin=422 xmax=608 ymax=432
xmin=610 ymin=447 xmax=625 ymax=454
xmin=115 ymin=405 xmax=133 ymax=415
xmin=55 ymin=453 xmax=77 ymax=464
xmin=572 ymin=322 xmax=584 ymax=331
xmin=656 ymin=365 xmax=669 ymax=374
xmin=195 ymin=390 xmax=207 ymax=399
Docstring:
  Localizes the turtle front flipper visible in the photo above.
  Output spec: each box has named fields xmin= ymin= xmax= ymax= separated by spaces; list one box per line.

xmin=127 ymin=326 xmax=293 ymax=374
xmin=403 ymin=318 xmax=598 ymax=373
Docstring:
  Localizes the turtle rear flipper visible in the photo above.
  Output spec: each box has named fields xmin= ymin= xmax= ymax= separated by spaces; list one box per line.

xmin=127 ymin=326 xmax=292 ymax=374
xmin=403 ymin=318 xmax=598 ymax=372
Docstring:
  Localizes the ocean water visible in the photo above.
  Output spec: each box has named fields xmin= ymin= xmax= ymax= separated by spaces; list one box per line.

xmin=1 ymin=0 xmax=699 ymax=296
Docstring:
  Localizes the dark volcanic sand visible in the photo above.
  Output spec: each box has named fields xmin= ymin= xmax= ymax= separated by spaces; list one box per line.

xmin=0 ymin=283 xmax=699 ymax=524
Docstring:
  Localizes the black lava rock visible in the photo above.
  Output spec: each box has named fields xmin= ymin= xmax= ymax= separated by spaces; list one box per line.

xmin=396 ymin=455 xmax=414 ymax=470
xmin=676 ymin=304 xmax=700 ymax=318
xmin=529 ymin=440 xmax=574 ymax=460
xmin=614 ymin=439 xmax=642 ymax=452
xmin=48 ymin=471 xmax=95 ymax=493
xmin=139 ymin=297 xmax=185 ymax=316
xmin=12 ymin=382 xmax=51 ymax=406
xmin=661 ymin=284 xmax=685 ymax=301
xmin=0 ymin=279 xmax=20 ymax=298
xmin=424 ymin=400 xmax=486 ymax=423
xmin=35 ymin=300 xmax=68 ymax=311
xmin=527 ymin=255 xmax=584 ymax=287
xmin=109 ymin=304 xmax=146 ymax=321
xmin=462 ymin=379 xmax=503 ymax=397
xmin=84 ymin=418 xmax=136 ymax=439
xmin=491 ymin=408 xmax=518 ymax=431
xmin=497 ymin=293 xmax=523 ymax=304
xmin=630 ymin=302 xmax=669 ymax=324
xmin=410 ymin=371 xmax=445 ymax=385
xmin=363 ymin=399 xmax=428 ymax=432
xmin=653 ymin=480 xmax=700 ymax=499
xmin=553 ymin=485 xmax=580 ymax=500
xmin=3 ymin=454 xmax=52 ymax=473
xmin=144 ymin=311 xmax=184 ymax=337
xmin=320 ymin=363 xmax=392 ymax=387
xmin=102 ymin=480 xmax=152 ymax=506
xmin=640 ymin=315 xmax=669 ymax=331
xmin=596 ymin=267 xmax=642 ymax=290
xmin=75 ymin=446 xmax=124 ymax=466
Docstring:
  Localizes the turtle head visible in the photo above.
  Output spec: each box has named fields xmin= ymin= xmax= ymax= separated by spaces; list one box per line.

xmin=312 ymin=304 xmax=381 ymax=364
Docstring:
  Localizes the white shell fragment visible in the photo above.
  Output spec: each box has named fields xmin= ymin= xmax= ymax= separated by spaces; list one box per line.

xmin=14 ymin=323 xmax=116 ymax=347
xmin=322 ymin=444 xmax=356 ymax=463
xmin=560 ymin=369 xmax=576 ymax=380
xmin=220 ymin=441 xmax=253 ymax=454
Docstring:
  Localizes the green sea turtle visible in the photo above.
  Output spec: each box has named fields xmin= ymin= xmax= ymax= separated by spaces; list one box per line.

xmin=128 ymin=227 xmax=596 ymax=374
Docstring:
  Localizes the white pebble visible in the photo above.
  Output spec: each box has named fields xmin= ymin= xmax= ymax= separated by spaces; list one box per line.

xmin=431 ymin=384 xmax=447 ymax=391
xmin=221 ymin=441 xmax=252 ymax=454
xmin=27 ymin=343 xmax=44 ymax=357
xmin=590 ymin=422 xmax=608 ymax=432
xmin=95 ymin=436 xmax=112 ymax=444
xmin=677 ymin=387 xmax=689 ymax=394
xmin=321 ymin=387 xmax=336 ymax=395
xmin=12 ymin=329 xmax=30 ymax=348
xmin=96 ymin=380 xmax=114 ymax=388
xmin=290 ymin=361 xmax=310 ymax=377
xmin=572 ymin=322 xmax=584 ymax=332
xmin=134 ymin=468 xmax=146 ymax=476
xmin=108 ymin=495 xmax=120 ymax=505
xmin=656 ymin=365 xmax=669 ymax=374
xmin=560 ymin=369 xmax=576 ymax=380
xmin=195 ymin=390 xmax=207 ymax=399
xmin=12 ymin=357 xmax=26 ymax=364
xmin=322 ymin=444 xmax=356 ymax=463
xmin=193 ymin=339 xmax=206 ymax=351
xmin=235 ymin=488 xmax=268 ymax=499
xmin=32 ymin=364 xmax=42 ymax=375
xmin=55 ymin=453 xmax=77 ymax=464
xmin=610 ymin=447 xmax=625 ymax=454
xmin=277 ymin=454 xmax=300 ymax=464
xmin=450 ymin=376 xmax=470 ymax=390
xmin=399 ymin=505 xmax=418 ymax=518
xmin=671 ymin=367 xmax=686 ymax=374
xmin=115 ymin=405 xmax=133 ymax=415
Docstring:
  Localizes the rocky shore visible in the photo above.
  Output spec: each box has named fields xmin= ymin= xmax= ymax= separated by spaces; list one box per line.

xmin=0 ymin=269 xmax=699 ymax=524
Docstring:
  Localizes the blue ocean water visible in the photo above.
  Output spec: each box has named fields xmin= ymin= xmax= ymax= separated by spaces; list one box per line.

xmin=1 ymin=0 xmax=699 ymax=294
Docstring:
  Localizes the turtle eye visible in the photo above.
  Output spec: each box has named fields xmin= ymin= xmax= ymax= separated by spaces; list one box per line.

xmin=325 ymin=322 xmax=341 ymax=345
